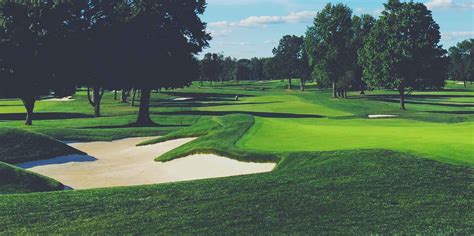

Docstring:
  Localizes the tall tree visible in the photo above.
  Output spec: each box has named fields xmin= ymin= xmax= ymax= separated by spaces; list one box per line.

xmin=305 ymin=3 xmax=354 ymax=98
xmin=448 ymin=39 xmax=473 ymax=87
xmin=236 ymin=59 xmax=251 ymax=82
xmin=127 ymin=0 xmax=210 ymax=125
xmin=273 ymin=35 xmax=309 ymax=90
xmin=358 ymin=0 xmax=448 ymax=110
xmin=0 ymin=0 xmax=71 ymax=125
xmin=220 ymin=56 xmax=237 ymax=83
xmin=352 ymin=14 xmax=376 ymax=94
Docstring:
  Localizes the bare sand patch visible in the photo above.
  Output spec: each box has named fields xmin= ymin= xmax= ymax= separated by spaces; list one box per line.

xmin=368 ymin=114 xmax=398 ymax=119
xmin=18 ymin=137 xmax=275 ymax=190
xmin=173 ymin=97 xmax=193 ymax=101
xmin=42 ymin=96 xmax=75 ymax=102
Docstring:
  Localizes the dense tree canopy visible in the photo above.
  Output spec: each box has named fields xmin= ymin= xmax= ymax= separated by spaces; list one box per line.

xmin=273 ymin=35 xmax=310 ymax=90
xmin=448 ymin=39 xmax=473 ymax=87
xmin=305 ymin=3 xmax=354 ymax=98
xmin=358 ymin=0 xmax=448 ymax=110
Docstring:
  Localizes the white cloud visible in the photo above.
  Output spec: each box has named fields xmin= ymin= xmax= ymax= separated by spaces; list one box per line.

xmin=442 ymin=31 xmax=474 ymax=41
xmin=425 ymin=0 xmax=474 ymax=9
xmin=207 ymin=11 xmax=316 ymax=38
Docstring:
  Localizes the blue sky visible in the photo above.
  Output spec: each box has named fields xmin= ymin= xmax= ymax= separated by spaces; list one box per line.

xmin=200 ymin=0 xmax=474 ymax=59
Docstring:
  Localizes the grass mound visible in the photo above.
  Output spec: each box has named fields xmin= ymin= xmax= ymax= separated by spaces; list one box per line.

xmin=0 ymin=127 xmax=84 ymax=164
xmin=139 ymin=114 xmax=279 ymax=163
xmin=0 ymin=150 xmax=471 ymax=234
xmin=0 ymin=162 xmax=63 ymax=194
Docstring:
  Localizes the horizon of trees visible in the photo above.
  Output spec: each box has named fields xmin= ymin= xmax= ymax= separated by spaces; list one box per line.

xmin=0 ymin=0 xmax=472 ymax=126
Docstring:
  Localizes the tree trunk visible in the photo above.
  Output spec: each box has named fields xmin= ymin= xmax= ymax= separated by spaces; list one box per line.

xmin=121 ymin=89 xmax=129 ymax=103
xmin=399 ymin=88 xmax=406 ymax=110
xmin=300 ymin=79 xmax=305 ymax=91
xmin=288 ymin=78 xmax=292 ymax=90
xmin=21 ymin=97 xmax=36 ymax=126
xmin=88 ymin=86 xmax=103 ymax=117
xmin=332 ymin=81 xmax=337 ymax=98
xmin=131 ymin=89 xmax=137 ymax=107
xmin=136 ymin=88 xmax=153 ymax=125
xmin=464 ymin=80 xmax=467 ymax=88
xmin=114 ymin=90 xmax=118 ymax=100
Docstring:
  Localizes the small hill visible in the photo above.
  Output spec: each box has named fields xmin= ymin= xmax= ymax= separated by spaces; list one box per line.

xmin=0 ymin=127 xmax=85 ymax=164
xmin=0 ymin=162 xmax=63 ymax=194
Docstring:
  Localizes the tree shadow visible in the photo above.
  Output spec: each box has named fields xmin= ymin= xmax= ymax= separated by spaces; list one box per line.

xmin=80 ymin=123 xmax=189 ymax=129
xmin=426 ymin=110 xmax=474 ymax=115
xmin=368 ymin=97 xmax=474 ymax=108
xmin=0 ymin=112 xmax=93 ymax=121
xmin=17 ymin=154 xmax=97 ymax=169
xmin=153 ymin=110 xmax=326 ymax=118
xmin=150 ymin=101 xmax=281 ymax=108
xmin=364 ymin=94 xmax=474 ymax=99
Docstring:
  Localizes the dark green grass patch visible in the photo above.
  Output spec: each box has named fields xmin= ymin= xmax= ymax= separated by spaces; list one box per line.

xmin=0 ymin=162 xmax=63 ymax=194
xmin=0 ymin=128 xmax=84 ymax=164
xmin=0 ymin=150 xmax=472 ymax=234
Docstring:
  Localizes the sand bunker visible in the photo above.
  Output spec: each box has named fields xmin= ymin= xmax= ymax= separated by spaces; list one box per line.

xmin=173 ymin=97 xmax=193 ymax=101
xmin=17 ymin=137 xmax=275 ymax=190
xmin=368 ymin=114 xmax=398 ymax=119
xmin=43 ymin=96 xmax=74 ymax=102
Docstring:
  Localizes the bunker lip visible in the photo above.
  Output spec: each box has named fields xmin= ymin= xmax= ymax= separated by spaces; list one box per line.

xmin=17 ymin=137 xmax=275 ymax=190
xmin=173 ymin=97 xmax=193 ymax=101
xmin=42 ymin=96 xmax=75 ymax=102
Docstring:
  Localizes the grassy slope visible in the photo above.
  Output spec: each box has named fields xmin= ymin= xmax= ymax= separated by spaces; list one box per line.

xmin=0 ymin=127 xmax=84 ymax=164
xmin=0 ymin=162 xmax=63 ymax=194
xmin=0 ymin=150 xmax=472 ymax=234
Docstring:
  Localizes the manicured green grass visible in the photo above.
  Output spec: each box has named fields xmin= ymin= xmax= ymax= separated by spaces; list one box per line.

xmin=0 ymin=127 xmax=84 ymax=164
xmin=0 ymin=150 xmax=472 ymax=234
xmin=0 ymin=162 xmax=64 ymax=194
xmin=0 ymin=80 xmax=473 ymax=233
xmin=238 ymin=117 xmax=474 ymax=166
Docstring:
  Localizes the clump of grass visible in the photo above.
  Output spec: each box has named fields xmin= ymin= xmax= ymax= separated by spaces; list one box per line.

xmin=139 ymin=114 xmax=279 ymax=163
xmin=0 ymin=162 xmax=63 ymax=194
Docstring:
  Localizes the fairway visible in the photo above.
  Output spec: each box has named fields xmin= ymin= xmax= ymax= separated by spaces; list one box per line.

xmin=238 ymin=117 xmax=474 ymax=166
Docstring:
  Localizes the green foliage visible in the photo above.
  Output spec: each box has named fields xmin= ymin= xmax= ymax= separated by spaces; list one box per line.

xmin=0 ymin=162 xmax=63 ymax=194
xmin=273 ymin=35 xmax=310 ymax=89
xmin=448 ymin=39 xmax=474 ymax=86
xmin=0 ymin=150 xmax=472 ymax=234
xmin=358 ymin=0 xmax=448 ymax=109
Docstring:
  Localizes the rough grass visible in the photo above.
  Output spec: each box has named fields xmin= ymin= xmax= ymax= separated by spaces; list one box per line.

xmin=0 ymin=150 xmax=472 ymax=234
xmin=0 ymin=127 xmax=84 ymax=164
xmin=0 ymin=162 xmax=63 ymax=194
xmin=140 ymin=114 xmax=279 ymax=163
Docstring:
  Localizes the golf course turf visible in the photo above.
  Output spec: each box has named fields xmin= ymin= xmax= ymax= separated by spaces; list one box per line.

xmin=0 ymin=80 xmax=473 ymax=233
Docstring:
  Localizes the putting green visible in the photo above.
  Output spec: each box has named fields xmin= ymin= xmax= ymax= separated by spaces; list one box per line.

xmin=238 ymin=117 xmax=474 ymax=166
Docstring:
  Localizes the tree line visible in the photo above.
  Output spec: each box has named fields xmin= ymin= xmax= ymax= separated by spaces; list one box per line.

xmin=201 ymin=0 xmax=472 ymax=110
xmin=0 ymin=0 xmax=210 ymax=125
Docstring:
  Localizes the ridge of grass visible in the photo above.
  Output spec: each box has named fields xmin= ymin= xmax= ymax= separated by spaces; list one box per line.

xmin=0 ymin=162 xmax=64 ymax=194
xmin=139 ymin=114 xmax=279 ymax=163
xmin=0 ymin=149 xmax=472 ymax=234
xmin=0 ymin=127 xmax=85 ymax=164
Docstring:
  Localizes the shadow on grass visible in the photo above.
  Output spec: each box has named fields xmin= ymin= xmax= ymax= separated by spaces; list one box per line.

xmin=0 ymin=112 xmax=94 ymax=121
xmin=80 ymin=123 xmax=189 ymax=129
xmin=17 ymin=154 xmax=97 ymax=169
xmin=426 ymin=110 xmax=474 ymax=115
xmin=154 ymin=110 xmax=326 ymax=119
xmin=150 ymin=101 xmax=281 ymax=108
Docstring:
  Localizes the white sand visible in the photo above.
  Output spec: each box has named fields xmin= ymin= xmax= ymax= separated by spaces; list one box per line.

xmin=173 ymin=97 xmax=193 ymax=101
xmin=368 ymin=114 xmax=398 ymax=119
xmin=43 ymin=96 xmax=74 ymax=102
xmin=17 ymin=137 xmax=275 ymax=190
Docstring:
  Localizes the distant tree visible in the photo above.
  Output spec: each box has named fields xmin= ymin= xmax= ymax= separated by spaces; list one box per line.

xmin=263 ymin=57 xmax=280 ymax=81
xmin=220 ymin=56 xmax=237 ymax=83
xmin=448 ymin=39 xmax=473 ymax=87
xmin=0 ymin=1 xmax=71 ymax=125
xmin=201 ymin=53 xmax=223 ymax=85
xmin=237 ymin=59 xmax=252 ymax=82
xmin=352 ymin=14 xmax=376 ymax=94
xmin=273 ymin=35 xmax=309 ymax=90
xmin=359 ymin=0 xmax=448 ymax=110
xmin=305 ymin=3 xmax=354 ymax=98
xmin=250 ymin=58 xmax=265 ymax=81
